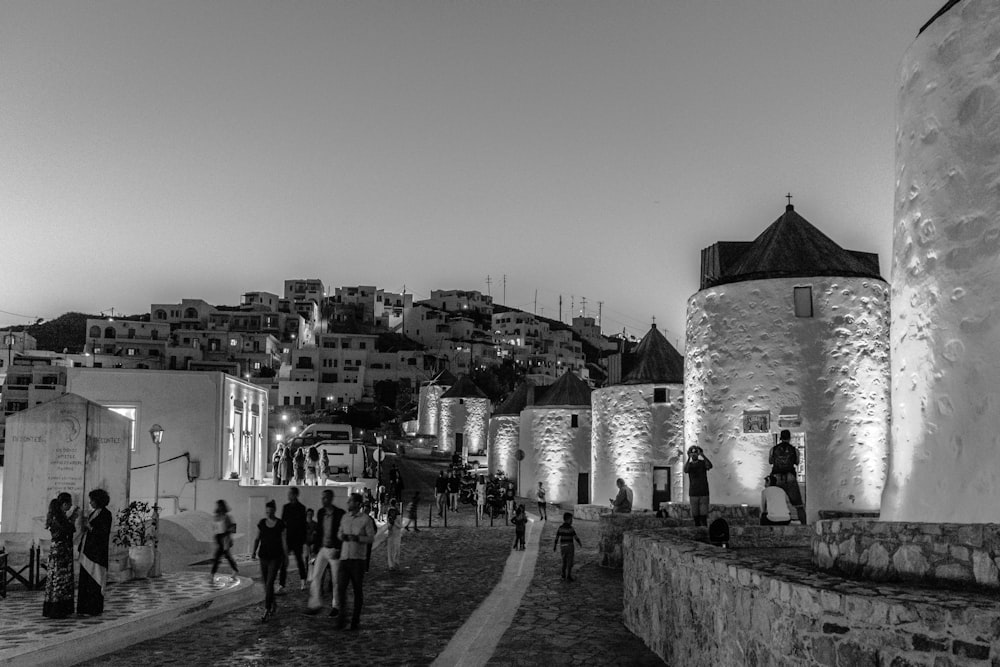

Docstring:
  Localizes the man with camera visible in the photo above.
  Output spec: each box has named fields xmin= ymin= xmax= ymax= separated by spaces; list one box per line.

xmin=684 ymin=446 xmax=713 ymax=526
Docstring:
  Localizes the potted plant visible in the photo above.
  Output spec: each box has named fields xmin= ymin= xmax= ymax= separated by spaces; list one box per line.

xmin=112 ymin=501 xmax=156 ymax=578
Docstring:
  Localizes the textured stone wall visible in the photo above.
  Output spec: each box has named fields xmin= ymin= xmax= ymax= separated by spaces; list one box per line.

xmin=684 ymin=277 xmax=890 ymax=520
xmin=591 ymin=383 xmax=684 ymax=512
xmin=417 ymin=384 xmax=445 ymax=437
xmin=885 ymin=0 xmax=1000 ymax=523
xmin=519 ymin=407 xmax=591 ymax=505
xmin=814 ymin=519 xmax=1000 ymax=589
xmin=624 ymin=530 xmax=1000 ymax=665
xmin=487 ymin=415 xmax=519 ymax=479
xmin=438 ymin=397 xmax=489 ymax=457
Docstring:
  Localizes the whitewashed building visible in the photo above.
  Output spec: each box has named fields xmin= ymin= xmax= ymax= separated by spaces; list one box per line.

xmin=416 ymin=369 xmax=456 ymax=439
xmin=592 ymin=324 xmax=685 ymax=511
xmin=487 ymin=382 xmax=531 ymax=480
xmin=684 ymin=204 xmax=890 ymax=520
xmin=437 ymin=374 xmax=490 ymax=460
xmin=519 ymin=371 xmax=592 ymax=505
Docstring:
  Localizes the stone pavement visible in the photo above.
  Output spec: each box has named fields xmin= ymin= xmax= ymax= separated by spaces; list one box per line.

xmin=11 ymin=455 xmax=663 ymax=666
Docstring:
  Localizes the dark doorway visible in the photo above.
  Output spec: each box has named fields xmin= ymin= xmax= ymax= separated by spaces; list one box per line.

xmin=577 ymin=472 xmax=589 ymax=504
xmin=454 ymin=432 xmax=464 ymax=457
xmin=653 ymin=466 xmax=671 ymax=509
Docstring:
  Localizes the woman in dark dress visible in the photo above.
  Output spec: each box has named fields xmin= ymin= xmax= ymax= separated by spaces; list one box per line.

xmin=77 ymin=488 xmax=112 ymax=615
xmin=251 ymin=500 xmax=286 ymax=622
xmin=43 ymin=492 xmax=79 ymax=618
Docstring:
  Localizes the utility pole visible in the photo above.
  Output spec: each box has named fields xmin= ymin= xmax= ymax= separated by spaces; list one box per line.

xmin=580 ymin=297 xmax=587 ymax=319
xmin=598 ymin=301 xmax=603 ymax=329
xmin=502 ymin=274 xmax=507 ymax=306
xmin=559 ymin=295 xmax=562 ymax=322
xmin=486 ymin=275 xmax=492 ymax=296
xmin=534 ymin=290 xmax=537 ymax=314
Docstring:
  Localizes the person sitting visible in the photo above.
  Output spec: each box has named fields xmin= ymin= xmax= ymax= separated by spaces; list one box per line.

xmin=760 ymin=475 xmax=794 ymax=526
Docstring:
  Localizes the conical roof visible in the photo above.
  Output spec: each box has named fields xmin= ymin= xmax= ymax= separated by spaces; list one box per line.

xmin=712 ymin=205 xmax=882 ymax=286
xmin=621 ymin=324 xmax=684 ymax=385
xmin=430 ymin=369 xmax=458 ymax=386
xmin=494 ymin=382 xmax=532 ymax=416
xmin=534 ymin=370 xmax=592 ymax=407
xmin=440 ymin=374 xmax=488 ymax=399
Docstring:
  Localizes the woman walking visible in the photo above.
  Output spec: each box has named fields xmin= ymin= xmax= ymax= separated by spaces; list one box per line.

xmin=281 ymin=446 xmax=294 ymax=486
xmin=210 ymin=500 xmax=240 ymax=584
xmin=272 ymin=444 xmax=284 ymax=485
xmin=77 ymin=489 xmax=112 ymax=615
xmin=251 ymin=500 xmax=286 ymax=622
xmin=475 ymin=475 xmax=487 ymax=522
xmin=43 ymin=492 xmax=79 ymax=618
xmin=385 ymin=499 xmax=402 ymax=570
xmin=293 ymin=446 xmax=306 ymax=485
xmin=306 ymin=446 xmax=320 ymax=485
xmin=321 ymin=450 xmax=331 ymax=485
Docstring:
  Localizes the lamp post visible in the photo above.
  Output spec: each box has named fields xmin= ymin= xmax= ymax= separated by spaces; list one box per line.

xmin=149 ymin=424 xmax=164 ymax=577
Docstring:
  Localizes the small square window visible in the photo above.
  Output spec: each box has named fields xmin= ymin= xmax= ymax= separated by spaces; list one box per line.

xmin=653 ymin=387 xmax=667 ymax=403
xmin=793 ymin=287 xmax=813 ymax=318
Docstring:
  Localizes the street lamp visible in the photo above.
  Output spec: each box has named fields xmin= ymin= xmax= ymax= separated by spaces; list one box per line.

xmin=149 ymin=423 xmax=164 ymax=577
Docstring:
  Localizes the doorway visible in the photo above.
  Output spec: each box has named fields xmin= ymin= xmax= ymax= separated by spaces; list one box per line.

xmin=454 ymin=432 xmax=464 ymax=458
xmin=577 ymin=472 xmax=590 ymax=504
xmin=652 ymin=466 xmax=671 ymax=509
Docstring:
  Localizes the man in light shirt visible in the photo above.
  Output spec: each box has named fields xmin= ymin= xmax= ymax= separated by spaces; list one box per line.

xmin=305 ymin=489 xmax=344 ymax=616
xmin=760 ymin=475 xmax=794 ymax=526
xmin=336 ymin=492 xmax=376 ymax=631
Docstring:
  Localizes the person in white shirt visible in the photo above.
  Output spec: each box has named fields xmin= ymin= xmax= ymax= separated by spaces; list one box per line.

xmin=335 ymin=492 xmax=375 ymax=631
xmin=760 ymin=476 xmax=794 ymax=525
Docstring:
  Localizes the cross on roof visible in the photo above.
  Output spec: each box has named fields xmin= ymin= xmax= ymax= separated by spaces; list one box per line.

xmin=786 ymin=192 xmax=793 ymax=206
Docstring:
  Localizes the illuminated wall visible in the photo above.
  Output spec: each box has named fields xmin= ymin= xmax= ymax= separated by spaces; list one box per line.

xmin=416 ymin=383 xmax=446 ymax=437
xmin=591 ymin=383 xmax=684 ymax=511
xmin=684 ymin=277 xmax=890 ymax=519
xmin=488 ymin=414 xmax=520 ymax=478
xmin=519 ymin=407 xmax=591 ymax=505
xmin=438 ymin=397 xmax=489 ymax=458
xmin=884 ymin=0 xmax=1000 ymax=522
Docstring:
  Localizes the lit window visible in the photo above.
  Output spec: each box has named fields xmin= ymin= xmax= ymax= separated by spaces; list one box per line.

xmin=793 ymin=287 xmax=814 ymax=318
xmin=106 ymin=406 xmax=137 ymax=451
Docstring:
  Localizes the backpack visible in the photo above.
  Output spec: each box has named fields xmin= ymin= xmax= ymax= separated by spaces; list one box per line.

xmin=771 ymin=443 xmax=797 ymax=472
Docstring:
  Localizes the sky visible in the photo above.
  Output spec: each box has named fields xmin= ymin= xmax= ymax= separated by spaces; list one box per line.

xmin=1 ymin=0 xmax=946 ymax=348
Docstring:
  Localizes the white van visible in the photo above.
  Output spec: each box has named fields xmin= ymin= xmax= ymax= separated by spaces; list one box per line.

xmin=317 ymin=441 xmax=370 ymax=481
xmin=299 ymin=423 xmax=354 ymax=442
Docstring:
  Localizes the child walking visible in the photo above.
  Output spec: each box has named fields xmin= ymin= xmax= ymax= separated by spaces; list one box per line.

xmin=511 ymin=505 xmax=528 ymax=550
xmin=553 ymin=511 xmax=583 ymax=581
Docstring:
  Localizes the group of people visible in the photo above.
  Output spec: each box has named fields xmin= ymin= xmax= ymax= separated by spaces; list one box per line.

xmin=42 ymin=489 xmax=112 ymax=619
xmin=271 ymin=443 xmax=328 ymax=486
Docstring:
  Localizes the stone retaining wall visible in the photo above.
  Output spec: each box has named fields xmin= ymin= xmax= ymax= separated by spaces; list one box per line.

xmin=659 ymin=502 xmax=761 ymax=524
xmin=624 ymin=529 xmax=1000 ymax=666
xmin=813 ymin=519 xmax=1000 ymax=589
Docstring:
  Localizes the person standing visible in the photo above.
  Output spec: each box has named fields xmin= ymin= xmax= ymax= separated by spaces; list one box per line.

xmin=281 ymin=446 xmax=294 ymax=486
xmin=210 ymin=500 xmax=239 ymax=583
xmin=280 ymin=487 xmax=308 ymax=592
xmin=435 ymin=471 xmax=449 ymax=517
xmin=504 ymin=482 xmax=516 ymax=520
xmin=321 ymin=450 xmax=331 ymax=485
xmin=511 ymin=505 xmax=528 ymax=550
xmin=385 ymin=499 xmax=402 ymax=571
xmin=336 ymin=492 xmax=376 ymax=631
xmin=760 ymin=475 xmax=794 ymax=526
xmin=306 ymin=489 xmax=344 ymax=616
xmin=447 ymin=471 xmax=461 ymax=512
xmin=475 ymin=476 xmax=487 ymax=522
xmin=553 ymin=511 xmax=583 ymax=582
xmin=610 ymin=478 xmax=632 ymax=513
xmin=77 ymin=488 xmax=112 ymax=616
xmin=251 ymin=500 xmax=286 ymax=622
xmin=403 ymin=492 xmax=421 ymax=532
xmin=769 ymin=430 xmax=808 ymax=524
xmin=272 ymin=444 xmax=285 ymax=485
xmin=293 ymin=446 xmax=306 ymax=486
xmin=43 ymin=492 xmax=78 ymax=618
xmin=536 ymin=482 xmax=547 ymax=521
xmin=684 ymin=446 xmax=714 ymax=526
xmin=306 ymin=446 xmax=320 ymax=486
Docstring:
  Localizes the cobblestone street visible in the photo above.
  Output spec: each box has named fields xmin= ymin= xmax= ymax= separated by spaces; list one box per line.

xmin=77 ymin=455 xmax=663 ymax=666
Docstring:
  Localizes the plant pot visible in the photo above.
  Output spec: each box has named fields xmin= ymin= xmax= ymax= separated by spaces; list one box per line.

xmin=129 ymin=545 xmax=155 ymax=578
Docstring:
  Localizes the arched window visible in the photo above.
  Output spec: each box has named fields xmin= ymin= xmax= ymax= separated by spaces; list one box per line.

xmin=154 ymin=310 xmax=167 ymax=320
xmin=104 ymin=327 xmax=117 ymax=339
xmin=89 ymin=326 xmax=101 ymax=338
xmin=184 ymin=308 xmax=198 ymax=319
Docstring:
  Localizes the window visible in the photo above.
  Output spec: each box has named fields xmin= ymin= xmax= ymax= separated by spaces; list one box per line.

xmin=793 ymin=286 xmax=813 ymax=318
xmin=154 ymin=310 xmax=167 ymax=320
xmin=104 ymin=327 xmax=117 ymax=339
xmin=106 ymin=406 xmax=137 ymax=451
xmin=89 ymin=326 xmax=101 ymax=338
xmin=126 ymin=348 xmax=138 ymax=356
xmin=571 ymin=414 xmax=579 ymax=428
xmin=359 ymin=342 xmax=367 ymax=350
xmin=653 ymin=387 xmax=667 ymax=403
xmin=128 ymin=328 xmax=136 ymax=339
xmin=151 ymin=330 xmax=159 ymax=340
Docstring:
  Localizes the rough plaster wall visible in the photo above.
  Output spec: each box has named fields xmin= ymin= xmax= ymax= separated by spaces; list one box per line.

xmin=592 ymin=383 xmax=684 ymax=511
xmin=439 ymin=397 xmax=489 ymax=457
xmin=684 ymin=277 xmax=890 ymax=518
xmin=417 ymin=384 xmax=444 ymax=437
xmin=519 ymin=407 xmax=591 ymax=505
xmin=885 ymin=0 xmax=1000 ymax=522
xmin=488 ymin=415 xmax=520 ymax=479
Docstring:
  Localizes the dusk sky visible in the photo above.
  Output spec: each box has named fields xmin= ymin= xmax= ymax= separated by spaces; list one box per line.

xmin=2 ymin=1 xmax=944 ymax=347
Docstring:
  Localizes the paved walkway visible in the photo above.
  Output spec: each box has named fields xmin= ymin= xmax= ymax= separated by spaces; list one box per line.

xmin=2 ymin=456 xmax=663 ymax=666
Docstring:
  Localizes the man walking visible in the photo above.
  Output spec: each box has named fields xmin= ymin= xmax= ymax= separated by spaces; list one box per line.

xmin=536 ymin=481 xmax=547 ymax=521
xmin=336 ymin=492 xmax=375 ymax=631
xmin=435 ymin=471 xmax=449 ymax=517
xmin=305 ymin=489 xmax=344 ymax=616
xmin=447 ymin=470 xmax=461 ymax=512
xmin=769 ymin=430 xmax=808 ymax=525
xmin=280 ymin=486 xmax=308 ymax=592
xmin=683 ymin=446 xmax=713 ymax=526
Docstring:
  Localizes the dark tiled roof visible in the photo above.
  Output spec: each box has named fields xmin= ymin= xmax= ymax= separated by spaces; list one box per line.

xmin=621 ymin=324 xmax=684 ymax=385
xmin=430 ymin=369 xmax=458 ymax=386
xmin=534 ymin=371 xmax=592 ymax=407
xmin=703 ymin=205 xmax=883 ymax=288
xmin=440 ymin=374 xmax=488 ymax=400
xmin=494 ymin=382 xmax=532 ymax=416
